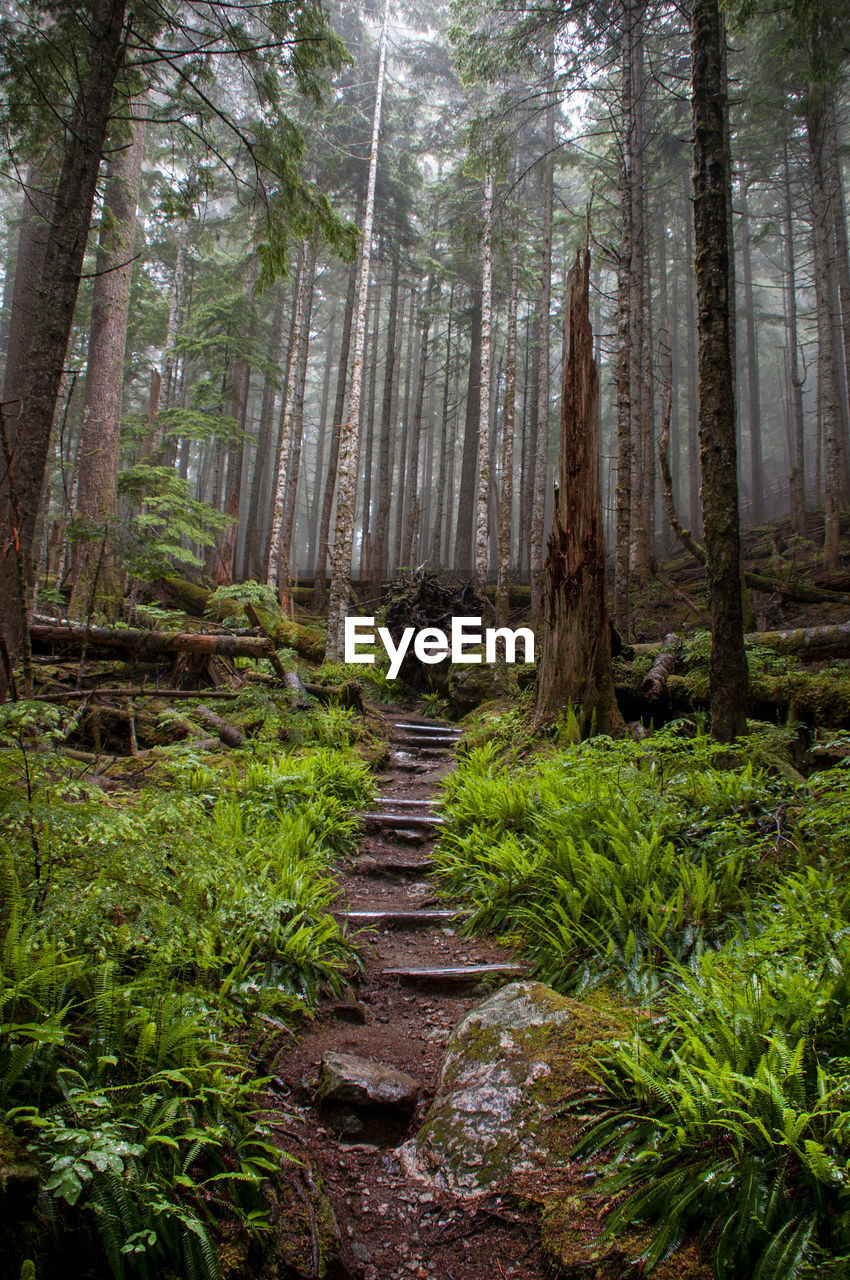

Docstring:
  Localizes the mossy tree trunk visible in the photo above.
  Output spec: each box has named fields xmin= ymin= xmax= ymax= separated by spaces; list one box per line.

xmin=535 ymin=249 xmax=619 ymax=735
xmin=690 ymin=0 xmax=748 ymax=741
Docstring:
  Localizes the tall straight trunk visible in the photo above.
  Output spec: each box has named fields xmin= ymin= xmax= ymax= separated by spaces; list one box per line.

xmin=307 ymin=312 xmax=337 ymax=569
xmin=431 ymin=287 xmax=454 ymax=568
xmin=1 ymin=160 xmax=56 ymax=405
xmin=216 ymin=259 xmax=258 ymax=585
xmin=246 ymin=288 xmax=286 ymax=578
xmin=403 ymin=280 xmax=436 ymax=567
xmin=279 ymin=244 xmax=317 ymax=587
xmin=314 ymin=211 xmax=362 ymax=602
xmin=519 ymin=313 xmax=539 ymax=579
xmin=684 ymin=180 xmax=701 ymax=534
xmin=372 ymin=241 xmax=401 ymax=589
xmin=739 ymin=184 xmax=763 ymax=524
xmin=454 ymin=291 xmax=483 ymax=576
xmin=614 ymin=127 xmax=633 ymax=635
xmin=326 ymin=0 xmax=390 ymax=657
xmin=826 ymin=103 xmax=850 ymax=451
xmin=421 ymin=369 xmax=436 ymax=556
xmin=360 ymin=267 xmax=382 ymax=578
xmin=393 ymin=299 xmax=417 ymax=569
xmin=782 ymin=142 xmax=806 ymax=536
xmin=474 ymin=167 xmax=495 ymax=587
xmin=657 ymin=219 xmax=675 ymax=555
xmin=445 ymin=358 xmax=462 ymax=561
xmin=68 ymin=103 xmax=146 ymax=617
xmin=530 ymin=48 xmax=556 ymax=622
xmin=496 ymin=194 xmax=520 ymax=625
xmin=626 ymin=3 xmax=649 ymax=582
xmin=691 ymin=0 xmax=748 ymax=740
xmin=536 ymin=249 xmax=618 ymax=733
xmin=808 ymin=106 xmax=844 ymax=571
xmin=266 ymin=247 xmax=308 ymax=593
xmin=0 ymin=0 xmax=128 ymax=683
xmin=148 ymin=227 xmax=187 ymax=431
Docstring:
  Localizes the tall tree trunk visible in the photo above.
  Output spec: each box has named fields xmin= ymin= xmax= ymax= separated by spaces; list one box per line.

xmin=530 ymin=48 xmax=556 ymax=622
xmin=393 ymin=298 xmax=416 ymax=570
xmin=67 ymin=102 xmax=146 ymax=618
xmin=267 ymin=247 xmax=308 ymax=594
xmin=372 ymin=240 xmax=401 ymax=590
xmin=360 ymin=266 xmax=382 ymax=578
xmin=216 ymin=259 xmax=258 ymax=585
xmin=739 ymin=183 xmax=763 ymax=525
xmin=1 ymin=159 xmax=56 ymax=405
xmin=782 ymin=141 xmax=807 ymax=537
xmin=326 ymin=0 xmax=390 ymax=658
xmin=0 ymin=0 xmax=128 ymax=684
xmin=454 ymin=291 xmax=483 ymax=577
xmin=691 ymin=0 xmax=748 ymax=740
xmin=307 ymin=311 xmax=336 ymax=569
xmin=278 ymin=244 xmax=317 ymax=591
xmin=536 ymin=249 xmax=619 ymax=733
xmin=246 ymin=287 xmax=286 ymax=578
xmin=431 ymin=286 xmax=454 ymax=569
xmin=684 ymin=178 xmax=701 ymax=535
xmin=474 ymin=168 xmax=495 ymax=587
xmin=497 ymin=202 xmax=520 ymax=625
xmin=808 ymin=106 xmax=844 ymax=571
xmin=314 ymin=212 xmax=361 ymax=603
xmin=403 ymin=280 xmax=436 ymax=567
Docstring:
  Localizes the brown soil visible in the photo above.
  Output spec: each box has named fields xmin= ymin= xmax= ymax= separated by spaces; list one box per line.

xmin=262 ymin=704 xmax=548 ymax=1280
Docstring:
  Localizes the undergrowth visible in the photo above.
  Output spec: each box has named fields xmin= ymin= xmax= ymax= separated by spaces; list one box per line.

xmin=436 ymin=712 xmax=850 ymax=1278
xmin=0 ymin=701 xmax=373 ymax=1279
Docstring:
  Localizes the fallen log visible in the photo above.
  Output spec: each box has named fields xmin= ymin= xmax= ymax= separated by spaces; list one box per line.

xmin=631 ymin=620 xmax=850 ymax=662
xmin=641 ymin=634 xmax=680 ymax=698
xmin=29 ymin=618 xmax=275 ymax=660
xmin=195 ymin=705 xmax=244 ymax=748
xmin=302 ymin=680 xmax=364 ymax=711
xmin=31 ymin=687 xmax=243 ymax=702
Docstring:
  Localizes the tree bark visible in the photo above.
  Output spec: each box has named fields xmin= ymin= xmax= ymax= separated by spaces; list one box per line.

xmin=474 ymin=167 xmax=495 ymax=588
xmin=536 ymin=249 xmax=619 ymax=734
xmin=67 ymin=101 xmax=146 ymax=619
xmin=326 ymin=0 xmax=390 ymax=659
xmin=371 ymin=239 xmax=401 ymax=590
xmin=278 ymin=243 xmax=317 ymax=591
xmin=267 ymin=246 xmax=308 ymax=594
xmin=739 ymin=183 xmax=763 ymax=525
xmin=691 ymin=0 xmax=748 ymax=740
xmin=530 ymin=48 xmax=556 ymax=623
xmin=0 ymin=0 xmax=128 ymax=687
xmin=403 ymin=279 xmax=436 ymax=568
xmin=454 ymin=291 xmax=483 ymax=577
xmin=496 ymin=199 xmax=519 ymax=625
xmin=781 ymin=143 xmax=807 ymax=538
xmin=807 ymin=106 xmax=844 ymax=572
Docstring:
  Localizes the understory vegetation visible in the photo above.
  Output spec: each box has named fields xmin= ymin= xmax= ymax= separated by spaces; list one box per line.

xmin=436 ymin=713 xmax=850 ymax=1278
xmin=0 ymin=698 xmax=373 ymax=1279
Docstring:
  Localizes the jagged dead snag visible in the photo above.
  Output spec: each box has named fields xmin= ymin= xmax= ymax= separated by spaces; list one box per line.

xmin=535 ymin=248 xmax=619 ymax=734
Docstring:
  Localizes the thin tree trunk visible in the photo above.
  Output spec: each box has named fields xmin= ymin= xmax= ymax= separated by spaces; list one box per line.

xmin=782 ymin=142 xmax=807 ymax=537
xmin=372 ymin=240 xmax=401 ymax=590
xmin=474 ymin=168 xmax=495 ymax=587
xmin=216 ymin=258 xmax=257 ymax=585
xmin=808 ymin=106 xmax=844 ymax=571
xmin=326 ymin=0 xmax=390 ymax=658
xmin=246 ymin=287 xmax=286 ymax=578
xmin=684 ymin=178 xmax=701 ymax=535
xmin=431 ymin=288 xmax=454 ymax=568
xmin=454 ymin=290 xmax=483 ymax=577
xmin=393 ymin=297 xmax=416 ymax=569
xmin=530 ymin=48 xmax=556 ymax=622
xmin=267 ymin=246 xmax=308 ymax=593
xmin=307 ymin=311 xmax=337 ymax=569
xmin=279 ymin=244 xmax=317 ymax=590
xmin=403 ymin=279 xmax=436 ymax=567
xmin=360 ymin=265 xmax=382 ymax=578
xmin=691 ymin=0 xmax=748 ymax=740
xmin=497 ymin=196 xmax=519 ymax=625
xmin=739 ymin=183 xmax=763 ymax=524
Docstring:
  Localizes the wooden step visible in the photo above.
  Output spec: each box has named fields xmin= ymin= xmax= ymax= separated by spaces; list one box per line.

xmin=393 ymin=721 xmax=461 ymax=736
xmin=336 ymin=909 xmax=460 ymax=928
xmin=394 ymin=735 xmax=459 ymax=750
xmin=362 ymin=811 xmax=445 ymax=828
xmin=376 ymin=797 xmax=436 ymax=808
xmin=382 ymin=963 xmax=527 ymax=985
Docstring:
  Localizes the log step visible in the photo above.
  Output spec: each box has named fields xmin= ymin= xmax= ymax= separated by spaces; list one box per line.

xmin=394 ymin=735 xmax=459 ymax=749
xmin=393 ymin=722 xmax=461 ymax=736
xmin=362 ymin=811 xmax=445 ymax=828
xmin=337 ymin=909 xmax=460 ymax=928
xmin=376 ymin=797 xmax=436 ymax=808
xmin=382 ymin=963 xmax=527 ymax=985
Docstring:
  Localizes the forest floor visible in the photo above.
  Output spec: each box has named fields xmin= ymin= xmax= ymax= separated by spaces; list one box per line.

xmin=264 ymin=705 xmax=547 ymax=1280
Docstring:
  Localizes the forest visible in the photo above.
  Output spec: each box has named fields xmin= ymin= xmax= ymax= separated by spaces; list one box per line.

xmin=2 ymin=0 xmax=850 ymax=1277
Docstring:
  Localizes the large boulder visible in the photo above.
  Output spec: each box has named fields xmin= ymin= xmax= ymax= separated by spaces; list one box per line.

xmin=399 ymin=981 xmax=621 ymax=1194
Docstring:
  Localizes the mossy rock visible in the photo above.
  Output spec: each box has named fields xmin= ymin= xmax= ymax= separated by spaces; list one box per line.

xmin=447 ymin=657 xmax=514 ymax=717
xmin=400 ymin=982 xmax=624 ymax=1194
